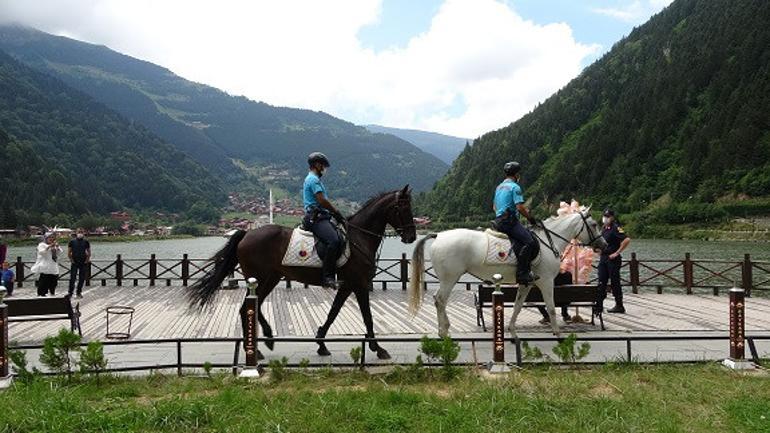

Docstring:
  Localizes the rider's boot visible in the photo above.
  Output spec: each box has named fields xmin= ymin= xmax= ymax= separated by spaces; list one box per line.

xmin=515 ymin=245 xmax=539 ymax=284
xmin=321 ymin=254 xmax=339 ymax=290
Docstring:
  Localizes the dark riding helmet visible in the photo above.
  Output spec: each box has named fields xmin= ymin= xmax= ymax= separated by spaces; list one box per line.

xmin=308 ymin=152 xmax=330 ymax=168
xmin=603 ymin=208 xmax=615 ymax=217
xmin=503 ymin=161 xmax=521 ymax=176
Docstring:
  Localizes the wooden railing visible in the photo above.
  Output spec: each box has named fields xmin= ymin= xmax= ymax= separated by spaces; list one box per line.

xmin=12 ymin=253 xmax=770 ymax=294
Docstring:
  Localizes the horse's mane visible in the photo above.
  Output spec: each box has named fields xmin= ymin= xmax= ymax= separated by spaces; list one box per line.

xmin=350 ymin=189 xmax=401 ymax=219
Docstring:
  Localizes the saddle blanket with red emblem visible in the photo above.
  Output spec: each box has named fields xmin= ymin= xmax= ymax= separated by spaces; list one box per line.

xmin=281 ymin=227 xmax=350 ymax=268
xmin=483 ymin=229 xmax=541 ymax=266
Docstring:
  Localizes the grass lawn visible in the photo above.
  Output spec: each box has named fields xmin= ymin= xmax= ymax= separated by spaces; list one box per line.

xmin=0 ymin=364 xmax=768 ymax=432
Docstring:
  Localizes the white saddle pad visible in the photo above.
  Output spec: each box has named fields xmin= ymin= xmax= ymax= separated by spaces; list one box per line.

xmin=484 ymin=229 xmax=516 ymax=265
xmin=281 ymin=227 xmax=350 ymax=268
xmin=483 ymin=229 xmax=541 ymax=266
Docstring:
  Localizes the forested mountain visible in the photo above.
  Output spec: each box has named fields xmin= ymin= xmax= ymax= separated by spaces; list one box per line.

xmin=0 ymin=50 xmax=225 ymax=226
xmin=0 ymin=26 xmax=449 ymax=201
xmin=418 ymin=0 xmax=770 ymax=222
xmin=365 ymin=125 xmax=469 ymax=164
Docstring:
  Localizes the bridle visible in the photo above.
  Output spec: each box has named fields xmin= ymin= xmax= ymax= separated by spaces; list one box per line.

xmin=532 ymin=212 xmax=604 ymax=258
xmin=344 ymin=190 xmax=414 ymax=239
xmin=338 ymin=190 xmax=415 ymax=267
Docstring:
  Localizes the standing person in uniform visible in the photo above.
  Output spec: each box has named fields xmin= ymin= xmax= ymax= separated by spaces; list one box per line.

xmin=302 ymin=152 xmax=345 ymax=289
xmin=31 ymin=232 xmax=62 ymax=296
xmin=598 ymin=209 xmax=631 ymax=313
xmin=68 ymin=228 xmax=90 ymax=298
xmin=492 ymin=161 xmax=539 ymax=284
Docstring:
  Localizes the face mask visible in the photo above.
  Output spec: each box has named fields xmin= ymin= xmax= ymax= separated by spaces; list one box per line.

xmin=602 ymin=217 xmax=610 ymax=225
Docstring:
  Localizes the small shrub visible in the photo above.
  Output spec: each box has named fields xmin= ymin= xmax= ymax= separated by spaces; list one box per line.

xmin=552 ymin=333 xmax=591 ymax=364
xmin=202 ymin=361 xmax=213 ymax=377
xmin=40 ymin=328 xmax=82 ymax=382
xmin=78 ymin=341 xmax=108 ymax=384
xmin=268 ymin=357 xmax=289 ymax=382
xmin=8 ymin=349 xmax=40 ymax=383
xmin=419 ymin=336 xmax=460 ymax=379
xmin=349 ymin=346 xmax=362 ymax=366
xmin=298 ymin=358 xmax=310 ymax=369
xmin=521 ymin=341 xmax=550 ymax=362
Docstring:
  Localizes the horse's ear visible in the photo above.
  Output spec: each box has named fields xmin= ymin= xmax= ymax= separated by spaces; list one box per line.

xmin=583 ymin=205 xmax=592 ymax=215
xmin=402 ymin=184 xmax=410 ymax=194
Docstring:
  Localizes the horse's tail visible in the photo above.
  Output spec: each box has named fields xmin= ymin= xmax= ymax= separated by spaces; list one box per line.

xmin=408 ymin=233 xmax=437 ymax=316
xmin=188 ymin=229 xmax=247 ymax=308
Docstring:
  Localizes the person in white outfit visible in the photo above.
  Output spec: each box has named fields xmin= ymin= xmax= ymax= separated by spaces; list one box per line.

xmin=30 ymin=232 xmax=62 ymax=296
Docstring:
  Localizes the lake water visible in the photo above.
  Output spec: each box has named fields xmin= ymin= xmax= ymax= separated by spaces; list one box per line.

xmin=7 ymin=234 xmax=769 ymax=263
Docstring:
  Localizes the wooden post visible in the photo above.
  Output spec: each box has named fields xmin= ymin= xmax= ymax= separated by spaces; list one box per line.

xmin=629 ymin=253 xmax=639 ymax=294
xmin=400 ymin=253 xmax=408 ymax=291
xmin=722 ymin=286 xmax=754 ymax=369
xmin=14 ymin=256 xmax=24 ymax=288
xmin=85 ymin=261 xmax=92 ymax=287
xmin=0 ymin=287 xmax=11 ymax=388
xmin=115 ymin=254 xmax=123 ymax=287
xmin=683 ymin=253 xmax=693 ymax=295
xmin=488 ymin=274 xmax=509 ymax=373
xmin=729 ymin=287 xmax=745 ymax=360
xmin=742 ymin=254 xmax=753 ymax=298
xmin=181 ymin=254 xmax=190 ymax=287
xmin=149 ymin=254 xmax=157 ymax=286
xmin=241 ymin=278 xmax=260 ymax=378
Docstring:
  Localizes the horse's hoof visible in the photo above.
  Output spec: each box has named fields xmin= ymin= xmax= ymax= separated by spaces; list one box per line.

xmin=257 ymin=350 xmax=265 ymax=360
xmin=317 ymin=345 xmax=331 ymax=357
xmin=376 ymin=348 xmax=391 ymax=360
xmin=265 ymin=338 xmax=275 ymax=351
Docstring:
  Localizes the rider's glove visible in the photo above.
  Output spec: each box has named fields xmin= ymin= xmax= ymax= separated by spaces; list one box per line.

xmin=331 ymin=210 xmax=345 ymax=224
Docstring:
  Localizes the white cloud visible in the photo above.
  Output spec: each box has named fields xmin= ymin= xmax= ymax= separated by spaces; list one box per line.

xmin=593 ymin=0 xmax=674 ymax=24
xmin=0 ymin=0 xmax=598 ymax=137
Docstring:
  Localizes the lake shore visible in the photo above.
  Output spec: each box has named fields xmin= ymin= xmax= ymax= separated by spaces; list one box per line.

xmin=4 ymin=234 xmax=197 ymax=247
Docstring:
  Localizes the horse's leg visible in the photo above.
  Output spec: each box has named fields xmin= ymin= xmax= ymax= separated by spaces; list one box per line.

xmin=539 ymin=281 xmax=560 ymax=336
xmin=433 ymin=271 xmax=462 ymax=338
xmin=508 ymin=284 xmax=532 ymax=340
xmin=353 ymin=286 xmax=390 ymax=360
xmin=315 ymin=286 xmax=353 ymax=356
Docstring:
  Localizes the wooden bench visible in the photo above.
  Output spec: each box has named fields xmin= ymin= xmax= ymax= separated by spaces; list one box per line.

xmin=475 ymin=284 xmax=604 ymax=331
xmin=5 ymin=296 xmax=82 ymax=336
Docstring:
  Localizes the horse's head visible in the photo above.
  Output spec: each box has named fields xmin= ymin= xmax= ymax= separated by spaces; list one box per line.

xmin=573 ymin=207 xmax=607 ymax=252
xmin=387 ymin=185 xmax=417 ymax=244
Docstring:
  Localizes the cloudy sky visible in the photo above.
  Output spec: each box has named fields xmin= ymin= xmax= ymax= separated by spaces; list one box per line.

xmin=0 ymin=0 xmax=672 ymax=138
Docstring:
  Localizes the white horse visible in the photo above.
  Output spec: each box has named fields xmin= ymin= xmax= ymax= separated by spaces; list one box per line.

xmin=408 ymin=211 xmax=607 ymax=338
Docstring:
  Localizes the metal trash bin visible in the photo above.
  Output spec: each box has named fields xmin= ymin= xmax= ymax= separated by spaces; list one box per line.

xmin=106 ymin=305 xmax=135 ymax=339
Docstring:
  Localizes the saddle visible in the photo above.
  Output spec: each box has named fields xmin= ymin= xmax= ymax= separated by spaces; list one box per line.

xmin=281 ymin=226 xmax=350 ymax=268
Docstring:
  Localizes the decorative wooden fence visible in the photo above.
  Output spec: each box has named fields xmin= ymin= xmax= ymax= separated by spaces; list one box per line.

xmin=12 ymin=253 xmax=770 ymax=294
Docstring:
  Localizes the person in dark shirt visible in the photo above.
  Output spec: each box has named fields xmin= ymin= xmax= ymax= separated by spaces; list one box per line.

xmin=68 ymin=228 xmax=91 ymax=298
xmin=1 ymin=261 xmax=14 ymax=297
xmin=598 ymin=209 xmax=631 ymax=313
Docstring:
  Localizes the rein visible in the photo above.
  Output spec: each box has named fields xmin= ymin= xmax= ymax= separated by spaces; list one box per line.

xmin=531 ymin=213 xmax=601 ymax=258
xmin=337 ymin=190 xmax=413 ymax=268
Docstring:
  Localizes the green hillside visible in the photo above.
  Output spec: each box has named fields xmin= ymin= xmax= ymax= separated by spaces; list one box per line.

xmin=0 ymin=26 xmax=449 ymax=201
xmin=418 ymin=0 xmax=770 ymax=225
xmin=0 ymin=50 xmax=225 ymax=226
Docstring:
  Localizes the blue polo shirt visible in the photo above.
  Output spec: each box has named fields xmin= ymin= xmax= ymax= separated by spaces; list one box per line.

xmin=303 ymin=172 xmax=327 ymax=211
xmin=494 ymin=179 xmax=524 ymax=218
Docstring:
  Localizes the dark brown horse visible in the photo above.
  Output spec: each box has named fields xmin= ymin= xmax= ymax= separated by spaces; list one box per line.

xmin=188 ymin=185 xmax=416 ymax=359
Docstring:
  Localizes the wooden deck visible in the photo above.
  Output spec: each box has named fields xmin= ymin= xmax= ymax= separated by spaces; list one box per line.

xmin=7 ymin=284 xmax=770 ymax=343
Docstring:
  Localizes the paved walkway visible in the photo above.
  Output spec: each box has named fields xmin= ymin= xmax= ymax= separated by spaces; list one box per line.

xmin=7 ymin=283 xmax=770 ymax=372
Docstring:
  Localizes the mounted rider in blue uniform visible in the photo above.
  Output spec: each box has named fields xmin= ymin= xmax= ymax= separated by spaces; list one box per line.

xmin=493 ymin=161 xmax=539 ymax=285
xmin=302 ymin=152 xmax=345 ymax=289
